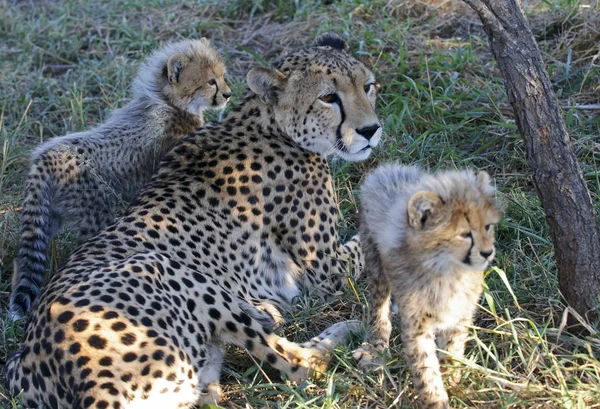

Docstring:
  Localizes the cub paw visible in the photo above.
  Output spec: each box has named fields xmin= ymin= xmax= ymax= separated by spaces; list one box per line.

xmin=352 ymin=343 xmax=385 ymax=368
xmin=418 ymin=389 xmax=450 ymax=409
xmin=441 ymin=365 xmax=463 ymax=388
xmin=421 ymin=398 xmax=450 ymax=409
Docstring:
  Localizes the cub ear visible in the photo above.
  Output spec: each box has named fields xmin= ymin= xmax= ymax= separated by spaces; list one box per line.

xmin=314 ymin=32 xmax=349 ymax=52
xmin=476 ymin=170 xmax=491 ymax=187
xmin=476 ymin=170 xmax=497 ymax=198
xmin=199 ymin=37 xmax=210 ymax=47
xmin=246 ymin=67 xmax=287 ymax=104
xmin=407 ymin=190 xmax=443 ymax=229
xmin=167 ymin=53 xmax=190 ymax=84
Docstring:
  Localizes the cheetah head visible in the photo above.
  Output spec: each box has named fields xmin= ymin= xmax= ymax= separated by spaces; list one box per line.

xmin=247 ymin=33 xmax=381 ymax=161
xmin=158 ymin=38 xmax=231 ymax=114
xmin=405 ymin=170 xmax=503 ymax=272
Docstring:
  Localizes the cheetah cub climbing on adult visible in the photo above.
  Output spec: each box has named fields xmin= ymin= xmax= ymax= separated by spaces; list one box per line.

xmin=10 ymin=38 xmax=231 ymax=320
xmin=354 ymin=164 xmax=502 ymax=409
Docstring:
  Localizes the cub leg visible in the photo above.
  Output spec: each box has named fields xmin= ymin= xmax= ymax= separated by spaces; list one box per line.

xmin=402 ymin=319 xmax=449 ymax=409
xmin=437 ymin=320 xmax=470 ymax=387
xmin=353 ymin=233 xmax=392 ymax=367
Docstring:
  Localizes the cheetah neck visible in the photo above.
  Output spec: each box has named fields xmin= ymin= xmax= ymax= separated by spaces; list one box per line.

xmin=158 ymin=107 xmax=203 ymax=150
xmin=130 ymin=95 xmax=204 ymax=158
xmin=221 ymin=93 xmax=284 ymax=135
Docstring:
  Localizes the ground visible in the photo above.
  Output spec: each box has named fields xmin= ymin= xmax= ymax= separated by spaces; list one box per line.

xmin=0 ymin=0 xmax=599 ymax=408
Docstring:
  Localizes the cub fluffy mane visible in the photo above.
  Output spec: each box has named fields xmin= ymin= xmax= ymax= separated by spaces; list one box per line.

xmin=360 ymin=164 xmax=499 ymax=257
xmin=133 ymin=38 xmax=224 ymax=107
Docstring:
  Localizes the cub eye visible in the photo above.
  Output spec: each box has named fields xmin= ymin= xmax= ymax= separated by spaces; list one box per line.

xmin=364 ymin=83 xmax=375 ymax=93
xmin=319 ymin=93 xmax=338 ymax=104
xmin=208 ymin=79 xmax=217 ymax=86
xmin=485 ymin=224 xmax=492 ymax=232
xmin=459 ymin=231 xmax=472 ymax=239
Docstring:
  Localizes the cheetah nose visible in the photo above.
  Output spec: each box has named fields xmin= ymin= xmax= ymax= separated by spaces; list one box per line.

xmin=480 ymin=249 xmax=494 ymax=259
xmin=223 ymin=92 xmax=232 ymax=99
xmin=356 ymin=124 xmax=380 ymax=140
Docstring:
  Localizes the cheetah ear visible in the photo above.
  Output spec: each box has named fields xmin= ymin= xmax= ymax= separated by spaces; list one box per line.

xmin=314 ymin=32 xmax=349 ymax=52
xmin=407 ymin=190 xmax=443 ymax=229
xmin=476 ymin=170 xmax=491 ymax=187
xmin=246 ymin=67 xmax=288 ymax=104
xmin=199 ymin=37 xmax=210 ymax=47
xmin=167 ymin=53 xmax=190 ymax=84
xmin=476 ymin=170 xmax=497 ymax=198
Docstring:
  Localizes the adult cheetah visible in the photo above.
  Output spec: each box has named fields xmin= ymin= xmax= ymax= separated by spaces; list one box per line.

xmin=4 ymin=33 xmax=381 ymax=409
xmin=10 ymin=38 xmax=231 ymax=320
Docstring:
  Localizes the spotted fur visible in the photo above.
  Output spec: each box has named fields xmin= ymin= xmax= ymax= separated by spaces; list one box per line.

xmin=9 ymin=39 xmax=231 ymax=321
xmin=4 ymin=33 xmax=377 ymax=409
xmin=353 ymin=164 xmax=502 ymax=409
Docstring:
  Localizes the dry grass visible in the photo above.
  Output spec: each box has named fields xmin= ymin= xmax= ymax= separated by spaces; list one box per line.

xmin=1 ymin=0 xmax=600 ymax=408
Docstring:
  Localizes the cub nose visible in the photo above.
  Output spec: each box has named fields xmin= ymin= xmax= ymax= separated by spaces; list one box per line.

xmin=480 ymin=249 xmax=494 ymax=259
xmin=356 ymin=124 xmax=380 ymax=140
xmin=222 ymin=92 xmax=232 ymax=99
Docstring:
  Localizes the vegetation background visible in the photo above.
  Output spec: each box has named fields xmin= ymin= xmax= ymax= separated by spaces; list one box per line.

xmin=1 ymin=0 xmax=599 ymax=407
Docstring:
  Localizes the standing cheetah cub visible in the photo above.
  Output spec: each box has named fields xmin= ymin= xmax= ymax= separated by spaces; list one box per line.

xmin=354 ymin=164 xmax=502 ymax=409
xmin=9 ymin=38 xmax=231 ymax=320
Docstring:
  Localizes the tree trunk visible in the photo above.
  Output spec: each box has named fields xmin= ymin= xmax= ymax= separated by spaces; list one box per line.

xmin=461 ymin=0 xmax=600 ymax=324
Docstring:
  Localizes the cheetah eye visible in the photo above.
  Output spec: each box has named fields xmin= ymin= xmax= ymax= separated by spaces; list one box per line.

xmin=319 ymin=93 xmax=339 ymax=104
xmin=485 ymin=224 xmax=492 ymax=232
xmin=459 ymin=231 xmax=472 ymax=239
xmin=208 ymin=79 xmax=217 ymax=86
xmin=364 ymin=83 xmax=375 ymax=93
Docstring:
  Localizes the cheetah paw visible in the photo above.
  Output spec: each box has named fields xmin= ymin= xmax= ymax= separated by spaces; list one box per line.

xmin=197 ymin=382 xmax=223 ymax=406
xmin=286 ymin=320 xmax=363 ymax=382
xmin=420 ymin=397 xmax=450 ymax=409
xmin=352 ymin=343 xmax=386 ymax=368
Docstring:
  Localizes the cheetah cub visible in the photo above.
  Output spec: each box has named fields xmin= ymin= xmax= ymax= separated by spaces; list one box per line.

xmin=353 ymin=164 xmax=502 ymax=409
xmin=9 ymin=38 xmax=231 ymax=320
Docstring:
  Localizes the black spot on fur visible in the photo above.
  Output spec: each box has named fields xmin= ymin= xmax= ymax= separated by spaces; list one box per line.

xmin=88 ymin=335 xmax=108 ymax=349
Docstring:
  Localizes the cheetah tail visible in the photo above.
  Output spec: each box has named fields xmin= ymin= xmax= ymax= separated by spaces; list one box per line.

xmin=9 ymin=168 xmax=56 ymax=321
xmin=2 ymin=349 xmax=23 ymax=396
xmin=11 ymin=259 xmax=18 ymax=290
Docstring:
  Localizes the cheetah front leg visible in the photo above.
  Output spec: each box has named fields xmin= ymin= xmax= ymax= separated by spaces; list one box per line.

xmin=238 ymin=298 xmax=286 ymax=329
xmin=303 ymin=234 xmax=364 ymax=300
xmin=339 ymin=233 xmax=364 ymax=279
xmin=402 ymin=319 xmax=449 ymax=409
xmin=221 ymin=301 xmax=360 ymax=382
xmin=437 ymin=320 xmax=470 ymax=388
xmin=352 ymin=233 xmax=392 ymax=367
xmin=196 ymin=344 xmax=224 ymax=406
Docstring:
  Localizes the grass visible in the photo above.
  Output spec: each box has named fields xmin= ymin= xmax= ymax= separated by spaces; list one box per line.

xmin=1 ymin=0 xmax=600 ymax=407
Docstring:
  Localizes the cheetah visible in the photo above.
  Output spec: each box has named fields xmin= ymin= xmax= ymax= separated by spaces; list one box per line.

xmin=353 ymin=164 xmax=502 ymax=409
xmin=4 ymin=33 xmax=381 ymax=409
xmin=9 ymin=38 xmax=232 ymax=321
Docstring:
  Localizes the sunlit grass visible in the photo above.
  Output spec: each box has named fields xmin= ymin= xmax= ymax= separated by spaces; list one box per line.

xmin=1 ymin=0 xmax=599 ymax=408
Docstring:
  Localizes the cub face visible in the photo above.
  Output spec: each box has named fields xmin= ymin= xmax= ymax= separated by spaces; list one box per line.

xmin=247 ymin=33 xmax=382 ymax=161
xmin=164 ymin=38 xmax=232 ymax=114
xmin=407 ymin=171 xmax=503 ymax=272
